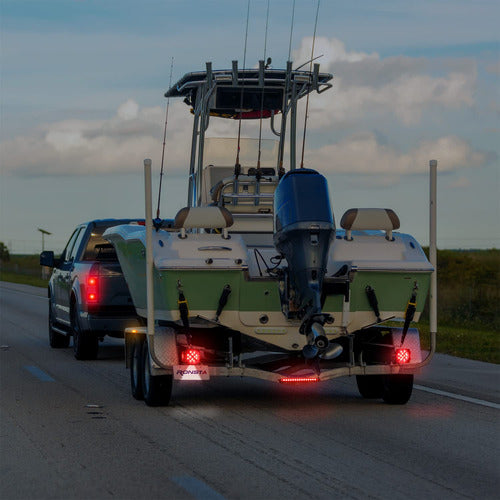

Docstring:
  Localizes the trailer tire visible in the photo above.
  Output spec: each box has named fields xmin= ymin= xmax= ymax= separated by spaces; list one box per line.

xmin=49 ymin=301 xmax=70 ymax=348
xmin=72 ymin=305 xmax=98 ymax=360
xmin=356 ymin=375 xmax=384 ymax=399
xmin=382 ymin=374 xmax=413 ymax=405
xmin=130 ymin=337 xmax=144 ymax=400
xmin=141 ymin=340 xmax=172 ymax=407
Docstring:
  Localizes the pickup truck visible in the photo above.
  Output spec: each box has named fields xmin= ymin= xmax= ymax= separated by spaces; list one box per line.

xmin=40 ymin=219 xmax=142 ymax=359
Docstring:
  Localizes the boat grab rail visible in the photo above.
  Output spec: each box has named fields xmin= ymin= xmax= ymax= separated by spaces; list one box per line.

xmin=213 ymin=177 xmax=278 ymax=208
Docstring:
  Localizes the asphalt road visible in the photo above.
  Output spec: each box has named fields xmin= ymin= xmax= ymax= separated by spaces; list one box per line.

xmin=1 ymin=281 xmax=499 ymax=500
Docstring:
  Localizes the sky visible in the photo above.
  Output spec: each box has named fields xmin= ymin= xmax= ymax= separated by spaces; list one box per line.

xmin=1 ymin=0 xmax=499 ymax=253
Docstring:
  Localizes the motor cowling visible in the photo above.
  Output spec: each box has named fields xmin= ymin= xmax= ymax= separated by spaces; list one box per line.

xmin=274 ymin=169 xmax=335 ymax=317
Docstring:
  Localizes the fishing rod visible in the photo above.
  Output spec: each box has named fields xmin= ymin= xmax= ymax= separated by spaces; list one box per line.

xmin=156 ymin=56 xmax=175 ymax=220
xmin=256 ymin=0 xmax=271 ymax=178
xmin=234 ymin=0 xmax=251 ymax=177
xmin=277 ymin=0 xmax=296 ymax=176
xmin=300 ymin=0 xmax=321 ymax=169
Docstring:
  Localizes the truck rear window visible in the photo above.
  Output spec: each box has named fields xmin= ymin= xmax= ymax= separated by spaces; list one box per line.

xmin=82 ymin=227 xmax=118 ymax=261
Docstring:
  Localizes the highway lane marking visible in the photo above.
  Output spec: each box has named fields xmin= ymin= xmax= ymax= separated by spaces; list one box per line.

xmin=414 ymin=384 xmax=500 ymax=409
xmin=0 ymin=286 xmax=47 ymax=300
xmin=24 ymin=365 xmax=55 ymax=382
xmin=172 ymin=476 xmax=226 ymax=500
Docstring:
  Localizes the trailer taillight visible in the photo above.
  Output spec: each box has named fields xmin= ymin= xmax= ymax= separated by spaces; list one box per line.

xmin=279 ymin=377 xmax=320 ymax=384
xmin=395 ymin=348 xmax=411 ymax=364
xmin=181 ymin=348 xmax=201 ymax=365
xmin=87 ymin=276 xmax=98 ymax=303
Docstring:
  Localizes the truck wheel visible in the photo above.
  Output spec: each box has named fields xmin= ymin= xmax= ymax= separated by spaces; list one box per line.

xmin=49 ymin=302 xmax=70 ymax=348
xmin=141 ymin=340 xmax=172 ymax=407
xmin=130 ymin=337 xmax=144 ymax=400
xmin=72 ymin=306 xmax=98 ymax=360
xmin=382 ymin=374 xmax=414 ymax=405
xmin=356 ymin=375 xmax=384 ymax=399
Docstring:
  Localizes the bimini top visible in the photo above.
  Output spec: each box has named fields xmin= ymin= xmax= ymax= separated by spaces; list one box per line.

xmin=164 ymin=62 xmax=333 ymax=118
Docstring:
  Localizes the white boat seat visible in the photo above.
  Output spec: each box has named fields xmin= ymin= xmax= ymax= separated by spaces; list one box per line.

xmin=340 ymin=208 xmax=400 ymax=241
xmin=174 ymin=206 xmax=233 ymax=239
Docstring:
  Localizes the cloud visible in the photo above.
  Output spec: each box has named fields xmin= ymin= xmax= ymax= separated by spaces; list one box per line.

xmin=307 ymin=133 xmax=488 ymax=178
xmin=485 ymin=60 xmax=500 ymax=74
xmin=448 ymin=176 xmax=472 ymax=189
xmin=2 ymin=99 xmax=491 ymax=180
xmin=1 ymin=36 xmax=489 ymax=180
xmin=0 ymin=98 xmax=278 ymax=177
xmin=1 ymin=100 xmax=195 ymax=176
xmin=293 ymin=37 xmax=378 ymax=66
xmin=294 ymin=37 xmax=476 ymax=126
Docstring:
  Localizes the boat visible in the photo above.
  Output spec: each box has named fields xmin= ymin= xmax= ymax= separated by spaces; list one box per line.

xmin=104 ymin=60 xmax=436 ymax=406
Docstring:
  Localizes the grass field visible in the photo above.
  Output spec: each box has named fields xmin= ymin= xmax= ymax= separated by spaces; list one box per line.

xmin=1 ymin=251 xmax=498 ymax=364
xmin=418 ymin=321 xmax=498 ymax=364
xmin=0 ymin=270 xmax=49 ymax=289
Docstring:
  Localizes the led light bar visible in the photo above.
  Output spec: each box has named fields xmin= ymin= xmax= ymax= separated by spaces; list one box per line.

xmin=279 ymin=376 xmax=320 ymax=384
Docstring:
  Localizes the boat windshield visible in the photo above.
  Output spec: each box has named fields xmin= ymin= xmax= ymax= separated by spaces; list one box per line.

xmin=203 ymin=137 xmax=279 ymax=168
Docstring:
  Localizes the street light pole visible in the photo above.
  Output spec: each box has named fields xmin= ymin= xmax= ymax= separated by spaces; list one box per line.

xmin=37 ymin=228 xmax=52 ymax=252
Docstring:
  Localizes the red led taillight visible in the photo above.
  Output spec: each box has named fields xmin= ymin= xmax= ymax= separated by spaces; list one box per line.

xmin=181 ymin=348 xmax=201 ymax=365
xmin=395 ymin=348 xmax=411 ymax=364
xmin=279 ymin=377 xmax=320 ymax=384
xmin=87 ymin=276 xmax=98 ymax=303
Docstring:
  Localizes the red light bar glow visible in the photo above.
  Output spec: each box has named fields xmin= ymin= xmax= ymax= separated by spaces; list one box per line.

xmin=181 ymin=348 xmax=201 ymax=365
xmin=395 ymin=348 xmax=411 ymax=364
xmin=279 ymin=376 xmax=320 ymax=384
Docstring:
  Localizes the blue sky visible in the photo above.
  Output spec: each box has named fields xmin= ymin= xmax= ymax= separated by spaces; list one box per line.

xmin=1 ymin=0 xmax=499 ymax=252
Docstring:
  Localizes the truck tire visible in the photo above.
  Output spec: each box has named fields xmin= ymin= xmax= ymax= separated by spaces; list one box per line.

xmin=141 ymin=340 xmax=172 ymax=407
xmin=49 ymin=302 xmax=70 ymax=348
xmin=382 ymin=374 xmax=413 ymax=405
xmin=72 ymin=306 xmax=98 ymax=360
xmin=130 ymin=337 xmax=144 ymax=400
xmin=356 ymin=375 xmax=384 ymax=399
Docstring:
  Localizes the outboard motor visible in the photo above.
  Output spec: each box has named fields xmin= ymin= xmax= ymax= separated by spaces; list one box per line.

xmin=274 ymin=169 xmax=337 ymax=358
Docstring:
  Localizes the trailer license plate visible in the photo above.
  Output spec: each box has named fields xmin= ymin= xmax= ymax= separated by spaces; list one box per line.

xmin=174 ymin=365 xmax=210 ymax=381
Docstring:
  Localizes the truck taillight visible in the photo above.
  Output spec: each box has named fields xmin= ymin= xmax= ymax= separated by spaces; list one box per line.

xmin=395 ymin=348 xmax=411 ymax=364
xmin=181 ymin=348 xmax=201 ymax=365
xmin=87 ymin=276 xmax=98 ymax=303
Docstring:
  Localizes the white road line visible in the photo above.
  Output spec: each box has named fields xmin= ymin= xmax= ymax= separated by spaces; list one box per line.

xmin=414 ymin=384 xmax=500 ymax=409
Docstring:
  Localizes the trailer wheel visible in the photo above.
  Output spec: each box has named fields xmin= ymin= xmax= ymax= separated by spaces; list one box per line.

xmin=356 ymin=375 xmax=384 ymax=399
xmin=130 ymin=337 xmax=144 ymax=400
xmin=382 ymin=374 xmax=413 ymax=405
xmin=141 ymin=340 xmax=172 ymax=407
xmin=49 ymin=301 xmax=70 ymax=348
xmin=72 ymin=305 xmax=98 ymax=360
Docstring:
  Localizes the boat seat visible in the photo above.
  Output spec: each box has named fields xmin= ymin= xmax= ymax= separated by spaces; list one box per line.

xmin=340 ymin=208 xmax=400 ymax=241
xmin=174 ymin=206 xmax=233 ymax=239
